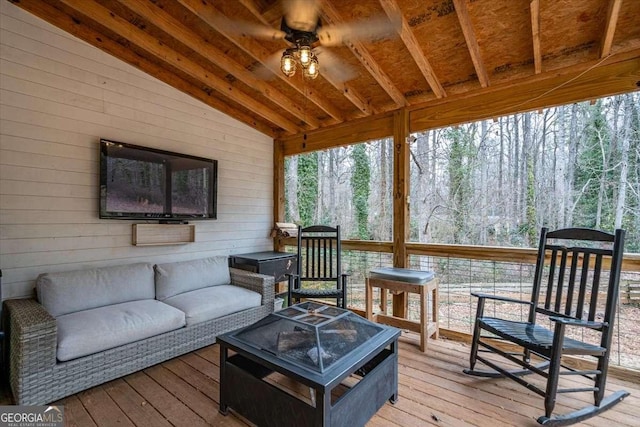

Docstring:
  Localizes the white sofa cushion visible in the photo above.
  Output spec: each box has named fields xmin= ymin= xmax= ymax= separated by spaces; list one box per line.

xmin=163 ymin=285 xmax=261 ymax=326
xmin=56 ymin=299 xmax=186 ymax=361
xmin=154 ymin=256 xmax=230 ymax=301
xmin=37 ymin=263 xmax=155 ymax=318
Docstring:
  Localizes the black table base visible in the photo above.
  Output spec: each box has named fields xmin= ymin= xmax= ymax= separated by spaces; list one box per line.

xmin=219 ymin=342 xmax=398 ymax=427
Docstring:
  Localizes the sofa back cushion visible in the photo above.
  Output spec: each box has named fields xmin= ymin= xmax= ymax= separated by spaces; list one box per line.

xmin=36 ymin=263 xmax=155 ymax=318
xmin=154 ymin=256 xmax=230 ymax=301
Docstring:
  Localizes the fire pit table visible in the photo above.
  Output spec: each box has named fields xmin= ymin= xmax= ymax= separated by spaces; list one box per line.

xmin=217 ymin=302 xmax=400 ymax=427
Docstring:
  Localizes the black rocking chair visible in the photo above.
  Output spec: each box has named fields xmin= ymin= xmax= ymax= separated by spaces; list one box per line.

xmin=464 ymin=227 xmax=629 ymax=426
xmin=288 ymin=225 xmax=348 ymax=308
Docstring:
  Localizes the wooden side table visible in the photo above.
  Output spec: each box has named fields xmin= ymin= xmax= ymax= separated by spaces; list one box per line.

xmin=365 ymin=267 xmax=438 ymax=352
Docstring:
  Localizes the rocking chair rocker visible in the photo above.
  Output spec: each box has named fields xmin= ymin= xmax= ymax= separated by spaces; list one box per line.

xmin=464 ymin=227 xmax=629 ymax=426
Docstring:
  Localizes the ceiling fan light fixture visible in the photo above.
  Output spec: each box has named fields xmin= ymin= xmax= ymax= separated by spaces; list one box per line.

xmin=281 ymin=50 xmax=296 ymax=77
xmin=303 ymin=54 xmax=319 ymax=79
xmin=298 ymin=45 xmax=312 ymax=67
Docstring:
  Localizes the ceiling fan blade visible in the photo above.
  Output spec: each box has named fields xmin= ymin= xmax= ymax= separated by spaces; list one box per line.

xmin=317 ymin=13 xmax=402 ymax=47
xmin=282 ymin=0 xmax=320 ymax=32
xmin=209 ymin=12 xmax=286 ymax=41
xmin=314 ymin=47 xmax=358 ymax=83
xmin=251 ymin=51 xmax=284 ymax=81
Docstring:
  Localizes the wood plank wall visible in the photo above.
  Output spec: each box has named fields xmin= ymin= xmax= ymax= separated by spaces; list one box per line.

xmin=0 ymin=2 xmax=274 ymax=300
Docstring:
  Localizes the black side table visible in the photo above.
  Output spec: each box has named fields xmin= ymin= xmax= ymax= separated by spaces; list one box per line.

xmin=229 ymin=251 xmax=297 ymax=299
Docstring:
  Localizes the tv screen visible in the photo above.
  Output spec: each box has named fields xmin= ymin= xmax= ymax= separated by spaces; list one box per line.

xmin=99 ymin=139 xmax=217 ymax=220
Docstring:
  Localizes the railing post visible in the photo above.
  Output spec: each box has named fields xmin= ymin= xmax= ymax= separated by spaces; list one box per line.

xmin=273 ymin=139 xmax=286 ymax=252
xmin=392 ymin=109 xmax=410 ymax=317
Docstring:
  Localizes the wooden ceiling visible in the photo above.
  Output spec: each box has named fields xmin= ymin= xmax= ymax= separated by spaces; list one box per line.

xmin=8 ymin=0 xmax=640 ymax=139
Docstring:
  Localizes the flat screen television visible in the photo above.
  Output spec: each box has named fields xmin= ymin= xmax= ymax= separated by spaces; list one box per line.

xmin=99 ymin=139 xmax=217 ymax=221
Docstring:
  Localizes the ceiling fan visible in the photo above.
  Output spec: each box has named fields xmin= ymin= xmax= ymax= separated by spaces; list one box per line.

xmin=216 ymin=0 xmax=402 ymax=82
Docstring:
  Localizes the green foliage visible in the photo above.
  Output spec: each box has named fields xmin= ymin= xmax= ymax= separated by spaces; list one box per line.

xmin=283 ymin=94 xmax=640 ymax=252
xmin=525 ymin=158 xmax=537 ymax=245
xmin=297 ymin=152 xmax=318 ymax=227
xmin=622 ymin=100 xmax=640 ymax=252
xmin=574 ymin=101 xmax=617 ymax=229
xmin=351 ymin=145 xmax=371 ymax=239
xmin=447 ymin=126 xmax=474 ymax=243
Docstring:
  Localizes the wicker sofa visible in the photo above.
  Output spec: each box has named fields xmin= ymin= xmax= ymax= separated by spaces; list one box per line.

xmin=4 ymin=256 xmax=274 ymax=405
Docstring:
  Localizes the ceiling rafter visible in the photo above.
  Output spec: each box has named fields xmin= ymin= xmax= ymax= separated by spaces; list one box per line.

xmin=9 ymin=0 xmax=640 ymax=143
xmin=10 ymin=0 xmax=277 ymax=136
xmin=246 ymin=0 xmax=282 ymax=26
xmin=379 ymin=0 xmax=446 ymax=99
xmin=601 ymin=0 xmax=623 ymax=58
xmin=57 ymin=0 xmax=301 ymax=133
xmin=319 ymin=68 xmax=373 ymax=117
xmin=452 ymin=0 xmax=490 ymax=88
xmin=177 ymin=0 xmax=346 ymax=123
xmin=318 ymin=0 xmax=408 ymax=108
xmin=235 ymin=0 xmax=373 ymax=117
xmin=530 ymin=0 xmax=542 ymax=74
xmin=115 ymin=0 xmax=321 ymax=130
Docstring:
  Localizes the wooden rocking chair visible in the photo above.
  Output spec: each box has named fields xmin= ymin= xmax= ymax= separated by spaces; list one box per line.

xmin=464 ymin=227 xmax=629 ymax=426
xmin=287 ymin=225 xmax=348 ymax=308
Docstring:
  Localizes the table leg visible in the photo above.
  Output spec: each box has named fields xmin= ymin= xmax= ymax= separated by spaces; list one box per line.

xmin=365 ymin=278 xmax=373 ymax=320
xmin=380 ymin=286 xmax=387 ymax=314
xmin=432 ymin=282 xmax=439 ymax=339
xmin=219 ymin=345 xmax=229 ymax=416
xmin=389 ymin=339 xmax=399 ymax=404
xmin=420 ymin=286 xmax=427 ymax=352
xmin=392 ymin=291 xmax=407 ymax=319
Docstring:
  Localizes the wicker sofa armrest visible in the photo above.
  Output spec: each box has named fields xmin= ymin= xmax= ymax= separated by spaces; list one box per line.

xmin=229 ymin=267 xmax=275 ymax=305
xmin=5 ymin=298 xmax=58 ymax=388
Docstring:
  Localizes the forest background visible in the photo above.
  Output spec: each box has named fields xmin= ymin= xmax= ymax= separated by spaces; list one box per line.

xmin=285 ymin=93 xmax=640 ymax=252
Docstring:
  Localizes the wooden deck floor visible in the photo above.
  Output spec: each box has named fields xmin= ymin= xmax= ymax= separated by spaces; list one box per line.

xmin=17 ymin=334 xmax=640 ymax=426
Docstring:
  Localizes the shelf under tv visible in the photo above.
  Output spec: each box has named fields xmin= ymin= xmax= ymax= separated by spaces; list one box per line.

xmin=132 ymin=224 xmax=195 ymax=246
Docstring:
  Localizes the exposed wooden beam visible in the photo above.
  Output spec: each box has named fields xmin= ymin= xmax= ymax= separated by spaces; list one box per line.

xmin=410 ymin=51 xmax=640 ymax=132
xmin=319 ymin=0 xmax=408 ymax=108
xmin=320 ymin=71 xmax=373 ymax=116
xmin=236 ymin=0 xmax=265 ymax=21
xmin=179 ymin=0 xmax=346 ymax=123
xmin=243 ymin=0 xmax=281 ymax=26
xmin=392 ymin=109 xmax=410 ymax=316
xmin=235 ymin=0 xmax=373 ymax=117
xmin=530 ymin=0 xmax=542 ymax=74
xmin=8 ymin=0 xmax=277 ymax=136
xmin=279 ymin=50 xmax=640 ymax=154
xmin=379 ymin=0 xmax=446 ymax=98
xmin=57 ymin=0 xmax=301 ymax=133
xmin=601 ymin=0 xmax=623 ymax=58
xmin=392 ymin=109 xmax=409 ymax=268
xmin=452 ymin=0 xmax=490 ymax=88
xmin=117 ymin=0 xmax=320 ymax=129
xmin=279 ymin=112 xmax=394 ymax=156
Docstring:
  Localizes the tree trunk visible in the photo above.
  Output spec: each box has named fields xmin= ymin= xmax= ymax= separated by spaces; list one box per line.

xmin=615 ymin=95 xmax=632 ymax=228
xmin=286 ymin=156 xmax=300 ymax=223
xmin=479 ymin=121 xmax=489 ymax=244
xmin=566 ymin=103 xmax=579 ymax=226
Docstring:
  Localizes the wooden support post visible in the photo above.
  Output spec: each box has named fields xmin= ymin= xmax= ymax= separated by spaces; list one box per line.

xmin=392 ymin=109 xmax=410 ymax=317
xmin=273 ymin=139 xmax=286 ymax=252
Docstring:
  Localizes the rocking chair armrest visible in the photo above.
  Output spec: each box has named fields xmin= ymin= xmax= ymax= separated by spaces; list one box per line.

xmin=471 ymin=292 xmax=533 ymax=306
xmin=549 ymin=317 xmax=606 ymax=330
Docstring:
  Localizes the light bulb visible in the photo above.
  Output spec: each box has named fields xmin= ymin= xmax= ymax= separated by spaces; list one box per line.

xmin=304 ymin=55 xmax=319 ymax=79
xmin=281 ymin=51 xmax=296 ymax=77
xmin=299 ymin=45 xmax=312 ymax=67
